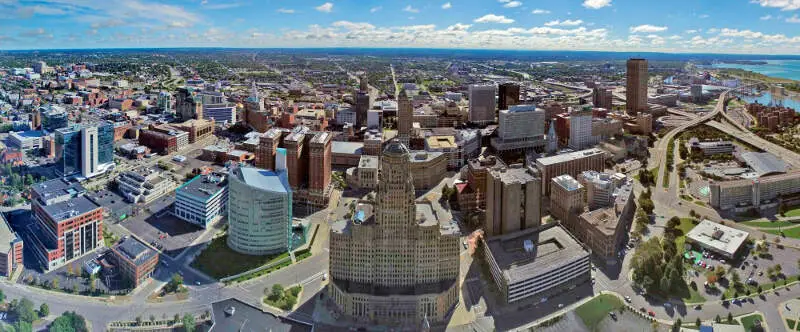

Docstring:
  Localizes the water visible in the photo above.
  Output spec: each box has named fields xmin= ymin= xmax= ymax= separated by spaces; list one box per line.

xmin=711 ymin=60 xmax=800 ymax=81
xmin=737 ymin=92 xmax=800 ymax=111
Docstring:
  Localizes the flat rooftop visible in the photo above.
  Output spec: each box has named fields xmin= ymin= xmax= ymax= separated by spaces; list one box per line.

xmin=484 ymin=223 xmax=589 ymax=284
xmin=178 ymin=173 xmax=227 ymax=201
xmin=686 ymin=220 xmax=749 ymax=256
xmin=210 ymin=298 xmax=311 ymax=332
xmin=552 ymin=174 xmax=583 ymax=191
xmin=491 ymin=164 xmax=539 ymax=184
xmin=31 ymin=178 xmax=86 ymax=203
xmin=40 ymin=195 xmax=101 ymax=224
xmin=0 ymin=214 xmax=20 ymax=253
xmin=535 ymin=148 xmax=605 ymax=166
xmin=235 ymin=167 xmax=290 ymax=193
xmin=425 ymin=136 xmax=456 ymax=149
xmin=332 ymin=141 xmax=364 ymax=155
xmin=740 ymin=151 xmax=787 ymax=177
xmin=358 ymin=155 xmax=379 ymax=169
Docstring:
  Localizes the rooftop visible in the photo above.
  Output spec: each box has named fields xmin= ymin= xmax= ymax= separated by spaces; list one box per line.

xmin=425 ymin=136 xmax=456 ymax=149
xmin=0 ymin=214 xmax=20 ymax=253
xmin=491 ymin=164 xmax=539 ymax=184
xmin=210 ymin=298 xmax=311 ymax=332
xmin=686 ymin=220 xmax=749 ymax=256
xmin=740 ymin=151 xmax=787 ymax=177
xmin=484 ymin=223 xmax=590 ymax=284
xmin=40 ymin=195 xmax=101 ymax=224
xmin=552 ymin=174 xmax=583 ymax=191
xmin=177 ymin=173 xmax=227 ymax=201
xmin=10 ymin=130 xmax=46 ymax=139
xmin=234 ymin=166 xmax=290 ymax=194
xmin=113 ymin=237 xmax=157 ymax=266
xmin=535 ymin=148 xmax=605 ymax=166
xmin=358 ymin=155 xmax=379 ymax=169
xmin=31 ymin=178 xmax=86 ymax=203
xmin=331 ymin=141 xmax=364 ymax=155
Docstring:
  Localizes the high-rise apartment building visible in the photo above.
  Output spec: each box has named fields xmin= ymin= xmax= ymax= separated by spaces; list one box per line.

xmin=485 ymin=164 xmax=542 ymax=237
xmin=626 ymin=58 xmax=648 ymax=115
xmin=328 ymin=140 xmax=460 ymax=326
xmin=397 ymin=89 xmax=412 ymax=146
xmin=227 ymin=165 xmax=292 ymax=255
xmin=468 ymin=84 xmax=496 ymax=124
xmin=498 ymin=82 xmax=520 ymax=111
xmin=56 ymin=122 xmax=115 ymax=178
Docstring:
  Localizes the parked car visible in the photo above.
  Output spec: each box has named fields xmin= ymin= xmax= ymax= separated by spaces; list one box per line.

xmin=648 ymin=311 xmax=655 ymax=317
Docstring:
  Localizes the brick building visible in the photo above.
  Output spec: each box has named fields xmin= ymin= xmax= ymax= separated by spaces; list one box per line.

xmin=110 ymin=237 xmax=158 ymax=288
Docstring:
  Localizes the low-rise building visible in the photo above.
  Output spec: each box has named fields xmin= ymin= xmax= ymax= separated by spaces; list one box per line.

xmin=425 ymin=135 xmax=459 ymax=169
xmin=550 ymin=175 xmax=585 ymax=228
xmin=685 ymin=220 xmax=749 ymax=259
xmin=174 ymin=172 xmax=228 ymax=229
xmin=109 ymin=237 xmax=159 ymax=288
xmin=115 ymin=167 xmax=174 ymax=204
xmin=689 ymin=138 xmax=735 ymax=156
xmin=409 ymin=151 xmax=448 ymax=189
xmin=354 ymin=155 xmax=379 ymax=189
xmin=482 ymin=222 xmax=591 ymax=303
xmin=9 ymin=130 xmax=45 ymax=151
xmin=574 ymin=178 xmax=635 ymax=261
xmin=710 ymin=171 xmax=800 ymax=211
xmin=0 ymin=214 xmax=23 ymax=277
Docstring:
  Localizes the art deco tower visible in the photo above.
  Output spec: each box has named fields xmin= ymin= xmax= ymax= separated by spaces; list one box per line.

xmin=328 ymin=140 xmax=460 ymax=327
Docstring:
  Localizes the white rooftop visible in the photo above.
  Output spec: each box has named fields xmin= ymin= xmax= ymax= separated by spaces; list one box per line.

xmin=686 ymin=220 xmax=749 ymax=256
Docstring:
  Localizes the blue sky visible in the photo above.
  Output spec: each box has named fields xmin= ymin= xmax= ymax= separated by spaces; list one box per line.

xmin=1 ymin=0 xmax=800 ymax=53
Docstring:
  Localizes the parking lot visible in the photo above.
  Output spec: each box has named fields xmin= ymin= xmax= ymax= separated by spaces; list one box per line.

xmin=120 ymin=209 xmax=207 ymax=258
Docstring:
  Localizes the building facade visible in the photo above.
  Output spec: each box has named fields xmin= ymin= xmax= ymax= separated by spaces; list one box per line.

xmin=485 ymin=164 xmax=542 ymax=237
xmin=468 ymin=84 xmax=496 ymax=124
xmin=625 ymin=58 xmax=648 ymax=115
xmin=0 ymin=214 xmax=23 ymax=277
xmin=109 ymin=237 xmax=158 ymax=288
xmin=175 ymin=173 xmax=228 ymax=229
xmin=227 ymin=166 xmax=292 ymax=255
xmin=498 ymin=82 xmax=520 ymax=111
xmin=491 ymin=105 xmax=545 ymax=152
xmin=328 ymin=140 xmax=460 ymax=326
xmin=535 ymin=148 xmax=607 ymax=196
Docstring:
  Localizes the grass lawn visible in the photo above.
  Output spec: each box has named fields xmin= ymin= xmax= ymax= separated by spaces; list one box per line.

xmin=674 ymin=218 xmax=698 ymax=251
xmin=740 ymin=313 xmax=764 ymax=331
xmin=264 ymin=285 xmax=302 ymax=311
xmin=191 ymin=235 xmax=290 ymax=279
xmin=575 ymin=294 xmax=623 ymax=330
xmin=742 ymin=221 xmax=796 ymax=228
xmin=762 ymin=226 xmax=800 ymax=239
xmin=787 ymin=318 xmax=796 ymax=330
xmin=681 ymin=287 xmax=707 ymax=304
xmin=723 ymin=275 xmax=800 ymax=298
xmin=786 ymin=207 xmax=800 ymax=217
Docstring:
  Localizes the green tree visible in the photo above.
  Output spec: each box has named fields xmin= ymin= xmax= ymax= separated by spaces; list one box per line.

xmin=182 ymin=314 xmax=195 ymax=332
xmin=696 ymin=317 xmax=702 ymax=327
xmin=0 ymin=288 xmax=4 ymax=303
xmin=270 ymin=284 xmax=284 ymax=301
xmin=667 ymin=216 xmax=681 ymax=229
xmin=167 ymin=273 xmax=183 ymax=293
xmin=13 ymin=297 xmax=37 ymax=324
xmin=14 ymin=321 xmax=32 ymax=332
xmin=174 ymin=313 xmax=180 ymax=323
xmin=727 ymin=312 xmax=733 ymax=324
xmin=715 ymin=314 xmax=721 ymax=323
xmin=672 ymin=318 xmax=682 ymax=332
xmin=39 ymin=303 xmax=49 ymax=318
xmin=51 ymin=278 xmax=59 ymax=290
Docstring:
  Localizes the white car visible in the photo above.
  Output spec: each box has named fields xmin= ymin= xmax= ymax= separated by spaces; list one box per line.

xmin=322 ymin=273 xmax=328 ymax=281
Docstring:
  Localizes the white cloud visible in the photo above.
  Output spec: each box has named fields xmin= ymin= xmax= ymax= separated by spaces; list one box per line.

xmin=719 ymin=28 xmax=763 ymax=38
xmin=332 ymin=21 xmax=376 ymax=30
xmin=544 ymin=19 xmax=584 ymax=26
xmin=751 ymin=0 xmax=800 ymax=11
xmin=442 ymin=2 xmax=452 ymax=9
xmin=760 ymin=14 xmax=773 ymax=20
xmin=370 ymin=6 xmax=382 ymax=13
xmin=629 ymin=24 xmax=668 ymax=33
xmin=474 ymin=14 xmax=514 ymax=24
xmin=169 ymin=21 xmax=191 ymax=28
xmin=582 ymin=0 xmax=612 ymax=9
xmin=277 ymin=8 xmax=295 ymax=14
xmin=698 ymin=14 xmax=709 ymax=19
xmin=503 ymin=1 xmax=522 ymax=8
xmin=403 ymin=5 xmax=419 ymax=13
xmin=668 ymin=35 xmax=682 ymax=40
xmin=788 ymin=14 xmax=800 ymax=23
xmin=685 ymin=29 xmax=699 ymax=34
xmin=315 ymin=2 xmax=333 ymax=13
xmin=446 ymin=23 xmax=471 ymax=31
xmin=531 ymin=9 xmax=550 ymax=14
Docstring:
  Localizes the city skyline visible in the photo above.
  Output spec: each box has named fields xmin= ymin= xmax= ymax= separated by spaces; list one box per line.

xmin=0 ymin=0 xmax=799 ymax=54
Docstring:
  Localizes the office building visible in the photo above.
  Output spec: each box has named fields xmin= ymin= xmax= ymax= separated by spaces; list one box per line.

xmin=176 ymin=87 xmax=203 ymax=121
xmin=80 ymin=126 xmax=99 ymax=178
xmin=569 ymin=108 xmax=594 ymax=150
xmin=498 ymin=82 xmax=520 ymax=111
xmin=157 ymin=92 xmax=172 ymax=113
xmin=115 ymin=167 xmax=174 ymax=204
xmin=485 ymin=164 xmax=542 ymax=237
xmin=535 ymin=148 xmax=606 ymax=196
xmin=138 ymin=127 xmax=188 ymax=154
xmin=574 ymin=176 xmax=634 ymax=261
xmin=626 ymin=58 xmax=648 ymax=115
xmin=425 ymin=135 xmax=459 ymax=169
xmin=54 ymin=122 xmax=115 ymax=178
xmin=685 ymin=220 xmax=749 ymax=259
xmin=328 ymin=140 xmax=460 ymax=326
xmin=689 ymin=138 xmax=735 ymax=156
xmin=469 ymin=84 xmax=496 ymax=124
xmin=175 ymin=173 xmax=228 ymax=229
xmin=55 ymin=126 xmax=81 ymax=177
xmin=335 ymin=108 xmax=357 ymax=126
xmin=32 ymin=61 xmax=51 ymax=74
xmin=483 ymin=223 xmax=590 ymax=303
xmin=29 ymin=179 xmax=103 ymax=271
xmin=579 ymin=171 xmax=622 ymax=210
xmin=227 ymin=165 xmax=292 ymax=255
xmin=397 ymin=89 xmax=413 ymax=146
xmin=355 ymin=90 xmax=371 ymax=128
xmin=550 ymin=175 xmax=585 ymax=228
xmin=42 ymin=107 xmax=68 ymax=132
xmin=9 ymin=130 xmax=45 ymax=151
xmin=592 ymin=86 xmax=613 ymax=110
xmin=109 ymin=237 xmax=159 ymax=288
xmin=0 ymin=214 xmax=23 ymax=277
xmin=203 ymin=104 xmax=236 ymax=123
xmin=710 ymin=171 xmax=800 ymax=211
xmin=409 ymin=151 xmax=448 ymax=189
xmin=492 ymin=105 xmax=546 ymax=152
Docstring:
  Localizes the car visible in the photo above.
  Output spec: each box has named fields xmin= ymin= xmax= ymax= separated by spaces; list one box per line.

xmin=558 ymin=303 xmax=564 ymax=308
xmin=664 ymin=302 xmax=672 ymax=308
xmin=609 ymin=312 xmax=617 ymax=319
xmin=639 ymin=307 xmax=646 ymax=312
xmin=758 ymin=271 xmax=764 ymax=276
xmin=694 ymin=305 xmax=702 ymax=310
xmin=624 ymin=296 xmax=632 ymax=303
xmin=648 ymin=311 xmax=655 ymax=317
xmin=787 ymin=304 xmax=792 ymax=310
xmin=322 ymin=273 xmax=328 ymax=281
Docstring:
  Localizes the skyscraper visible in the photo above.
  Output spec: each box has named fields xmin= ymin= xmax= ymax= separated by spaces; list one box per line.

xmin=485 ymin=164 xmax=542 ymax=237
xmin=355 ymin=91 xmax=371 ymax=128
xmin=626 ymin=58 xmax=648 ymax=115
xmin=468 ymin=84 xmax=496 ymax=124
xmin=227 ymin=165 xmax=292 ymax=255
xmin=592 ymin=86 xmax=613 ymax=110
xmin=55 ymin=126 xmax=80 ymax=177
xmin=80 ymin=126 xmax=99 ymax=178
xmin=498 ymin=82 xmax=520 ymax=110
xmin=568 ymin=108 xmax=593 ymax=150
xmin=328 ymin=140 xmax=460 ymax=326
xmin=176 ymin=87 xmax=203 ymax=121
xmin=397 ymin=89 xmax=412 ymax=146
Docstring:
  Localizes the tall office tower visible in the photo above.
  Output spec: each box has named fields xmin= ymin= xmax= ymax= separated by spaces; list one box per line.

xmin=626 ymin=58 xmax=648 ymax=115
xmin=550 ymin=175 xmax=585 ymax=229
xmin=359 ymin=75 xmax=368 ymax=92
xmin=309 ymin=132 xmax=332 ymax=194
xmin=569 ymin=108 xmax=594 ymax=150
xmin=397 ymin=89 xmax=413 ymax=146
xmin=485 ymin=164 xmax=542 ymax=237
xmin=256 ymin=128 xmax=283 ymax=170
xmin=592 ymin=86 xmax=613 ymax=110
xmin=546 ymin=119 xmax=558 ymax=154
xmin=468 ymin=84 xmax=496 ymax=124
xmin=80 ymin=126 xmax=99 ymax=178
xmin=157 ymin=92 xmax=172 ymax=113
xmin=55 ymin=126 xmax=80 ymax=177
xmin=97 ymin=122 xmax=115 ymax=165
xmin=328 ymin=140 xmax=460 ymax=326
xmin=227 ymin=165 xmax=292 ymax=255
xmin=355 ymin=91 xmax=371 ymax=128
xmin=492 ymin=105 xmax=546 ymax=152
xmin=176 ymin=87 xmax=203 ymax=121
xmin=498 ymin=82 xmax=520 ymax=111
xmin=284 ymin=129 xmax=309 ymax=189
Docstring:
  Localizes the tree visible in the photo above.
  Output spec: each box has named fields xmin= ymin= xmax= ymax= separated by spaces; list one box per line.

xmin=727 ymin=312 xmax=733 ymax=324
xmin=167 ymin=273 xmax=183 ymax=293
xmin=715 ymin=266 xmax=726 ymax=278
xmin=0 ymin=288 xmax=4 ymax=303
xmin=173 ymin=313 xmax=180 ymax=323
xmin=39 ymin=303 xmax=49 ymax=318
xmin=182 ymin=314 xmax=195 ymax=332
xmin=51 ymin=278 xmax=59 ymax=290
xmin=696 ymin=318 xmax=702 ymax=327
xmin=667 ymin=216 xmax=681 ymax=229
xmin=66 ymin=264 xmax=73 ymax=278
xmin=13 ymin=297 xmax=37 ymax=324
xmin=136 ymin=316 xmax=143 ymax=326
xmin=715 ymin=314 xmax=721 ymax=323
xmin=14 ymin=321 xmax=32 ymax=332
xmin=270 ymin=284 xmax=284 ymax=301
xmin=672 ymin=318 xmax=682 ymax=332
xmin=47 ymin=311 xmax=88 ymax=332
xmin=150 ymin=314 xmax=156 ymax=322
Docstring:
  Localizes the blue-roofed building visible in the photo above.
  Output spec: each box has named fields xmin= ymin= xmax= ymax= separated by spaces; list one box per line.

xmin=174 ymin=172 xmax=228 ymax=229
xmin=227 ymin=165 xmax=293 ymax=255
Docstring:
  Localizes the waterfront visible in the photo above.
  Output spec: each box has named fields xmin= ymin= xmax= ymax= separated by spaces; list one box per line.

xmin=712 ymin=59 xmax=800 ymax=81
xmin=736 ymin=91 xmax=800 ymax=111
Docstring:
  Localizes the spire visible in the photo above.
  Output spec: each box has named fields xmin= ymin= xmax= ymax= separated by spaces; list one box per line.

xmin=250 ymin=81 xmax=259 ymax=100
xmin=546 ymin=119 xmax=558 ymax=154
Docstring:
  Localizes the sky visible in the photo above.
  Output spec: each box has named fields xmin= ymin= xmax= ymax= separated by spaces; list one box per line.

xmin=1 ymin=0 xmax=800 ymax=54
